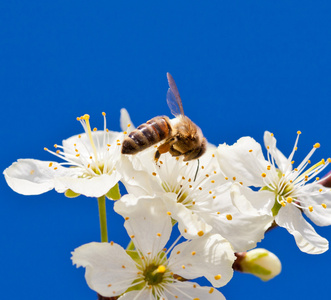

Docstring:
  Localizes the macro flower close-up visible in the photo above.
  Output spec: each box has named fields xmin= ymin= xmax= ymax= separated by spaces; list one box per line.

xmin=72 ymin=195 xmax=235 ymax=299
xmin=117 ymin=146 xmax=273 ymax=252
xmin=217 ymin=131 xmax=331 ymax=254
xmin=4 ymin=113 xmax=125 ymax=198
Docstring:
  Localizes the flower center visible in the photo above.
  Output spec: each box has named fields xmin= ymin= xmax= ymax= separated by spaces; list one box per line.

xmin=143 ymin=264 xmax=167 ymax=285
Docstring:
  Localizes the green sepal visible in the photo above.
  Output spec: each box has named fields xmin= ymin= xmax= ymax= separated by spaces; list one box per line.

xmin=105 ymin=183 xmax=121 ymax=200
xmin=64 ymin=189 xmax=80 ymax=198
xmin=249 ymin=264 xmax=272 ymax=277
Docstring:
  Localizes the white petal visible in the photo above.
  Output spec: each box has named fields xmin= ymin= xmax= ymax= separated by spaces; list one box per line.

xmin=231 ymin=184 xmax=274 ymax=215
xmin=276 ymin=205 xmax=329 ymax=254
xmin=118 ymin=289 xmax=151 ymax=300
xmin=71 ymin=242 xmax=137 ymax=297
xmin=164 ymin=281 xmax=226 ymax=300
xmin=169 ymin=234 xmax=235 ymax=288
xmin=217 ymin=137 xmax=269 ymax=187
xmin=54 ymin=172 xmax=122 ymax=197
xmin=161 ymin=193 xmax=213 ymax=239
xmin=114 ymin=194 xmax=172 ymax=256
xmin=208 ymin=184 xmax=273 ymax=252
xmin=117 ymin=155 xmax=156 ymax=196
xmin=120 ymin=108 xmax=135 ymax=133
xmin=263 ymin=131 xmax=289 ymax=173
xmin=302 ymin=184 xmax=331 ymax=226
xmin=3 ymin=159 xmax=69 ymax=195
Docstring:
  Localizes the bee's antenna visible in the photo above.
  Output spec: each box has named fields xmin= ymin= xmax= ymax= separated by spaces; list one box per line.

xmin=194 ymin=159 xmax=200 ymax=182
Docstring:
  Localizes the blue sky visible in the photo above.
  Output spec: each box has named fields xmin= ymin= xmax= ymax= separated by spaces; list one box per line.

xmin=1 ymin=1 xmax=331 ymax=299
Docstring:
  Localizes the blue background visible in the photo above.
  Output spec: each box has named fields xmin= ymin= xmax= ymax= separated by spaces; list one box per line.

xmin=1 ymin=1 xmax=331 ymax=299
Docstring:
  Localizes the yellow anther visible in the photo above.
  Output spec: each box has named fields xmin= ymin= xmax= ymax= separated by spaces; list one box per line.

xmin=199 ymin=187 xmax=202 ymax=190
xmin=328 ymin=158 xmax=331 ymax=163
xmin=209 ymin=288 xmax=215 ymax=294
xmin=212 ymin=154 xmax=215 ymax=157
xmin=322 ymin=159 xmax=325 ymax=164
xmin=226 ymin=214 xmax=232 ymax=220
xmin=213 ymin=196 xmax=216 ymax=199
xmin=157 ymin=233 xmax=161 ymax=237
xmin=270 ymin=133 xmax=274 ymax=137
xmin=286 ymin=197 xmax=293 ymax=203
xmin=76 ymin=154 xmax=80 ymax=157
xmin=44 ymin=147 xmax=48 ymax=151
xmin=233 ymin=177 xmax=236 ymax=180
xmin=177 ymin=251 xmax=181 ymax=254
xmin=125 ymin=217 xmax=129 ymax=220
xmin=76 ymin=117 xmax=80 ymax=121
xmin=297 ymin=131 xmax=302 ymax=135
xmin=249 ymin=149 xmax=253 ymax=152
xmin=152 ymin=172 xmax=157 ymax=176
xmin=316 ymin=177 xmax=320 ymax=181
xmin=110 ymin=241 xmax=114 ymax=245
xmin=102 ymin=112 xmax=106 ymax=116
xmin=308 ymin=206 xmax=313 ymax=212
xmin=192 ymin=201 xmax=196 ymax=205
xmin=191 ymin=251 xmax=196 ymax=256
xmin=121 ymin=265 xmax=126 ymax=269
xmin=308 ymin=160 xmax=311 ymax=164
xmin=123 ymin=131 xmax=127 ymax=134
xmin=93 ymin=127 xmax=97 ymax=131
xmin=261 ymin=173 xmax=266 ymax=178
xmin=211 ymin=180 xmax=215 ymax=183
xmin=214 ymin=274 xmax=222 ymax=280
xmin=314 ymin=143 xmax=321 ymax=148
xmin=127 ymin=123 xmax=131 ymax=127
xmin=209 ymin=191 xmax=212 ymax=194
xmin=267 ymin=166 xmax=271 ymax=170
xmin=319 ymin=189 xmax=323 ymax=192
xmin=225 ymin=177 xmax=228 ymax=180
xmin=167 ymin=211 xmax=172 ymax=216
xmin=56 ymin=150 xmax=60 ymax=154
xmin=157 ymin=265 xmax=166 ymax=273
xmin=267 ymin=146 xmax=270 ymax=149
xmin=54 ymin=167 xmax=57 ymax=170
xmin=280 ymin=200 xmax=286 ymax=207
xmin=291 ymin=161 xmax=295 ymax=164
xmin=322 ymin=203 xmax=327 ymax=209
xmin=295 ymin=147 xmax=298 ymax=151
xmin=197 ymin=230 xmax=204 ymax=237
xmin=130 ymin=235 xmax=135 ymax=239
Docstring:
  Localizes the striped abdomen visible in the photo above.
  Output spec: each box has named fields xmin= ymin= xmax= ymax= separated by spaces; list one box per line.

xmin=121 ymin=116 xmax=172 ymax=155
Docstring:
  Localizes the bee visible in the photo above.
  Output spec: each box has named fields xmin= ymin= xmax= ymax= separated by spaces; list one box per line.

xmin=121 ymin=73 xmax=207 ymax=162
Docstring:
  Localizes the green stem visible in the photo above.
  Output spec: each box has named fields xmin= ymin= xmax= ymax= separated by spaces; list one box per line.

xmin=97 ymin=196 xmax=108 ymax=242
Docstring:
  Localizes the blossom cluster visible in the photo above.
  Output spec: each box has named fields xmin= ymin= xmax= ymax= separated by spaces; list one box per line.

xmin=4 ymin=102 xmax=331 ymax=299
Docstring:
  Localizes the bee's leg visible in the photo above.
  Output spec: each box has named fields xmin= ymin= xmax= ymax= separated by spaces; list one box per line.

xmin=154 ymin=141 xmax=172 ymax=162
xmin=193 ymin=159 xmax=200 ymax=182
xmin=169 ymin=145 xmax=182 ymax=157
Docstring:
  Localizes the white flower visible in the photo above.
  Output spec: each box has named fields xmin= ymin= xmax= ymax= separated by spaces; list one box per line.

xmin=4 ymin=113 xmax=124 ymax=198
xmin=217 ymin=131 xmax=331 ymax=254
xmin=72 ymin=195 xmax=235 ymax=299
xmin=117 ymin=146 xmax=273 ymax=252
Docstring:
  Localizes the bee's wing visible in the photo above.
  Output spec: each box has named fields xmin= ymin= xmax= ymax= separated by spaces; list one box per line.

xmin=166 ymin=72 xmax=185 ymax=116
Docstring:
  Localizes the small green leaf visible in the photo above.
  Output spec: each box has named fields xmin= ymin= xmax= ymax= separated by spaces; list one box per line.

xmin=105 ymin=183 xmax=121 ymax=200
xmin=64 ymin=189 xmax=80 ymax=198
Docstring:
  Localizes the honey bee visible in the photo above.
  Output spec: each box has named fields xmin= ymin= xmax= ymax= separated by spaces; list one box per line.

xmin=121 ymin=73 xmax=207 ymax=162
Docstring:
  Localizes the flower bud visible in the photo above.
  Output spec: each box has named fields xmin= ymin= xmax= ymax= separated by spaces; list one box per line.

xmin=234 ymin=248 xmax=281 ymax=281
xmin=320 ymin=171 xmax=331 ymax=188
